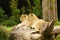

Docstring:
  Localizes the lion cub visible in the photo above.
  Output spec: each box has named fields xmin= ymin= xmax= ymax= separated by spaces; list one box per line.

xmin=16 ymin=13 xmax=36 ymax=29
xmin=16 ymin=14 xmax=29 ymax=29
xmin=31 ymin=19 xmax=48 ymax=31
xmin=28 ymin=13 xmax=39 ymax=23
xmin=16 ymin=13 xmax=39 ymax=29
xmin=28 ymin=13 xmax=48 ymax=31
xmin=20 ymin=14 xmax=28 ymax=22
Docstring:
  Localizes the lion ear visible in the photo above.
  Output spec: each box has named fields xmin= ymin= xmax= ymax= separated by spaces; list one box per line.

xmin=29 ymin=13 xmax=33 ymax=16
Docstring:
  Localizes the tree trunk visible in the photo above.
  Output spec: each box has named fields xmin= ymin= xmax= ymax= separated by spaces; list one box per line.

xmin=42 ymin=0 xmax=58 ymax=22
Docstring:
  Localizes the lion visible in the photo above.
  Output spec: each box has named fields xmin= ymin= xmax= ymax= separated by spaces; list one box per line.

xmin=16 ymin=13 xmax=47 ymax=31
xmin=16 ymin=13 xmax=37 ymax=29
xmin=20 ymin=14 xmax=28 ymax=22
xmin=28 ymin=13 xmax=49 ymax=31
xmin=28 ymin=13 xmax=39 ymax=22
xmin=31 ymin=19 xmax=49 ymax=31
xmin=16 ymin=14 xmax=29 ymax=29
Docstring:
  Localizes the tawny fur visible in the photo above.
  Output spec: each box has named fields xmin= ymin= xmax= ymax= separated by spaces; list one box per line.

xmin=16 ymin=13 xmax=37 ymax=29
xmin=26 ymin=13 xmax=39 ymax=27
xmin=16 ymin=13 xmax=48 ymax=31
xmin=31 ymin=19 xmax=48 ymax=31
xmin=16 ymin=14 xmax=29 ymax=29
xmin=28 ymin=13 xmax=49 ymax=31
xmin=20 ymin=14 xmax=28 ymax=22
xmin=28 ymin=13 xmax=39 ymax=22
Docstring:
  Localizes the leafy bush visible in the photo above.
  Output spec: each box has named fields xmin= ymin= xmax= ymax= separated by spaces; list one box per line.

xmin=54 ymin=21 xmax=60 ymax=26
xmin=32 ymin=0 xmax=42 ymax=18
xmin=56 ymin=34 xmax=60 ymax=40
xmin=1 ymin=17 xmax=20 ymax=27
xmin=0 ymin=7 xmax=5 ymax=24
xmin=21 ymin=7 xmax=26 ymax=14
xmin=10 ymin=0 xmax=20 ymax=16
xmin=0 ymin=26 xmax=12 ymax=40
xmin=32 ymin=6 xmax=42 ymax=18
xmin=1 ymin=0 xmax=21 ymax=27
xmin=0 ymin=0 xmax=42 ymax=27
xmin=2 ymin=20 xmax=16 ymax=27
xmin=0 ymin=7 xmax=5 ymax=18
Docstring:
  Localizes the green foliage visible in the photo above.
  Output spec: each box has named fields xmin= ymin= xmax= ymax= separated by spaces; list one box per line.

xmin=9 ymin=15 xmax=20 ymax=23
xmin=10 ymin=0 xmax=20 ymax=19
xmin=56 ymin=34 xmax=60 ymax=40
xmin=0 ymin=26 xmax=12 ymax=40
xmin=33 ymin=0 xmax=41 ymax=9
xmin=10 ymin=0 xmax=20 ymax=15
xmin=0 ymin=7 xmax=5 ymax=18
xmin=21 ymin=7 xmax=26 ymax=14
xmin=0 ymin=7 xmax=5 ymax=23
xmin=2 ymin=15 xmax=20 ymax=27
xmin=0 ymin=0 xmax=42 ymax=27
xmin=32 ymin=0 xmax=42 ymax=18
xmin=26 ymin=0 xmax=42 ymax=18
xmin=3 ymin=0 xmax=21 ymax=27
xmin=2 ymin=20 xmax=16 ymax=27
xmin=27 ymin=0 xmax=33 ymax=12
xmin=0 ymin=7 xmax=8 ymax=25
xmin=54 ymin=21 xmax=60 ymax=26
xmin=32 ymin=6 xmax=42 ymax=18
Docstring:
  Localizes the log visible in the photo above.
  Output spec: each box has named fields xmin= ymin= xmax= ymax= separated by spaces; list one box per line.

xmin=10 ymin=27 xmax=42 ymax=40
xmin=52 ymin=26 xmax=60 ymax=34
xmin=10 ymin=20 xmax=60 ymax=40
xmin=51 ymin=26 xmax=60 ymax=38
xmin=40 ymin=20 xmax=54 ymax=40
